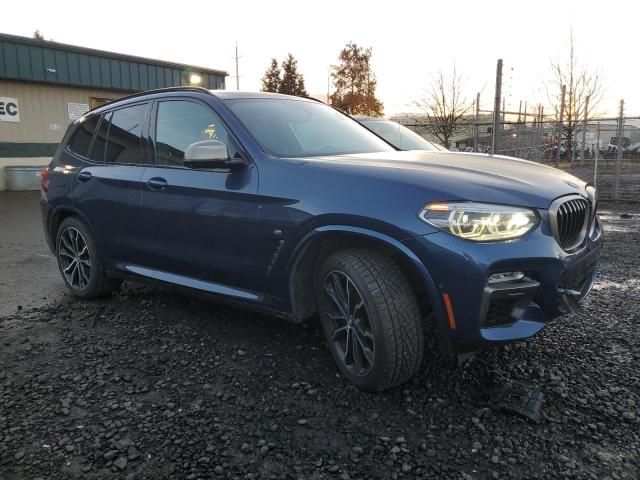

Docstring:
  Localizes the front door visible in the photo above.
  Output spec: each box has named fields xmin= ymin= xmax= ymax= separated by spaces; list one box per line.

xmin=137 ymin=99 xmax=260 ymax=293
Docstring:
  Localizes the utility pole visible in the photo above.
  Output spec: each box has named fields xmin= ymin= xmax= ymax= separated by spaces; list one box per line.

xmin=555 ymin=84 xmax=566 ymax=168
xmin=614 ymin=99 xmax=624 ymax=200
xmin=233 ymin=41 xmax=241 ymax=90
xmin=491 ymin=59 xmax=503 ymax=155
xmin=474 ymin=92 xmax=480 ymax=152
xmin=579 ymin=94 xmax=590 ymax=163
xmin=594 ymin=122 xmax=600 ymax=184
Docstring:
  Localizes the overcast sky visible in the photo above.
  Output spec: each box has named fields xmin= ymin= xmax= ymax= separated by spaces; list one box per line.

xmin=6 ymin=0 xmax=639 ymax=117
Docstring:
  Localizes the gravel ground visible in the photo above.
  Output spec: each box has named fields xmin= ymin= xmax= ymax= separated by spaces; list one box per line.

xmin=0 ymin=204 xmax=638 ymax=479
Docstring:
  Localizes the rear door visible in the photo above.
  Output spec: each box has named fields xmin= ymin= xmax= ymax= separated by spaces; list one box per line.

xmin=72 ymin=102 xmax=151 ymax=264
xmin=137 ymin=98 xmax=260 ymax=292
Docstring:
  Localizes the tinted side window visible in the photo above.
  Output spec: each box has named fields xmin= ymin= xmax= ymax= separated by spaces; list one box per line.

xmin=105 ymin=103 xmax=149 ymax=164
xmin=88 ymin=112 xmax=110 ymax=163
xmin=68 ymin=115 xmax=100 ymax=157
xmin=155 ymin=100 xmax=232 ymax=166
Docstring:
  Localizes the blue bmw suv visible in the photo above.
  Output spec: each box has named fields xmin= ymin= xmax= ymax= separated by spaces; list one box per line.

xmin=41 ymin=87 xmax=603 ymax=390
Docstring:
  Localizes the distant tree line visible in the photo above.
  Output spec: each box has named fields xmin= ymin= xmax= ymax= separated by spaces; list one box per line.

xmin=261 ymin=54 xmax=307 ymax=97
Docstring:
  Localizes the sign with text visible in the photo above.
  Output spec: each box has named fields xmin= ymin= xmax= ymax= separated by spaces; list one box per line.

xmin=0 ymin=97 xmax=20 ymax=122
xmin=68 ymin=102 xmax=90 ymax=120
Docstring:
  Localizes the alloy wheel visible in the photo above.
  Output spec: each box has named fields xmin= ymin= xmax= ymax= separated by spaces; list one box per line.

xmin=321 ymin=270 xmax=375 ymax=376
xmin=58 ymin=227 xmax=92 ymax=290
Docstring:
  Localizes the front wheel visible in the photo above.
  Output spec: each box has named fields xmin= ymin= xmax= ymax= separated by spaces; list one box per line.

xmin=316 ymin=248 xmax=425 ymax=391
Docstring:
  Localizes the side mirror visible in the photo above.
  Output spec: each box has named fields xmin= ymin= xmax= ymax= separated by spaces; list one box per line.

xmin=184 ymin=140 xmax=238 ymax=169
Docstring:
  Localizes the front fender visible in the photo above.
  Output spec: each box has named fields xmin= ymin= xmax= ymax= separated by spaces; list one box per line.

xmin=286 ymin=225 xmax=446 ymax=337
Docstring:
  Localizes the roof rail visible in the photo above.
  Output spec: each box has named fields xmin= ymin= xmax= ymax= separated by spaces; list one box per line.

xmin=89 ymin=86 xmax=213 ymax=113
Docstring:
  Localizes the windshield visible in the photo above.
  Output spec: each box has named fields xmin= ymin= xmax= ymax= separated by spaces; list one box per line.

xmin=225 ymin=98 xmax=395 ymax=157
xmin=361 ymin=120 xmax=438 ymax=151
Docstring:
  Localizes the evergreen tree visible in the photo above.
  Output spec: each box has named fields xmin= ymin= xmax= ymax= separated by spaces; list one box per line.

xmin=330 ymin=42 xmax=383 ymax=116
xmin=261 ymin=58 xmax=281 ymax=93
xmin=278 ymin=54 xmax=307 ymax=97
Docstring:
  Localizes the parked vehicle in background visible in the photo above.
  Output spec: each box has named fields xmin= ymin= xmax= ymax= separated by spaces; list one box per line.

xmin=354 ymin=116 xmax=447 ymax=151
xmin=41 ymin=88 xmax=602 ymax=391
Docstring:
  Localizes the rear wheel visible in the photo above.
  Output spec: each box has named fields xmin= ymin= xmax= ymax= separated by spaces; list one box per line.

xmin=316 ymin=248 xmax=424 ymax=390
xmin=56 ymin=217 xmax=120 ymax=298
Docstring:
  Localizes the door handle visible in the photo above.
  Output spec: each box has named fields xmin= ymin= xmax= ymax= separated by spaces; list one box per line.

xmin=147 ymin=177 xmax=168 ymax=191
xmin=77 ymin=170 xmax=92 ymax=182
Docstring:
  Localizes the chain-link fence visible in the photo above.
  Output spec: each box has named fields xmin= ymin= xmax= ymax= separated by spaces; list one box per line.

xmin=398 ymin=114 xmax=640 ymax=202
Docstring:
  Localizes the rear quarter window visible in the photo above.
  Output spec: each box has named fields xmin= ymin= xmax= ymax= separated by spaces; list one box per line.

xmin=67 ymin=115 xmax=100 ymax=157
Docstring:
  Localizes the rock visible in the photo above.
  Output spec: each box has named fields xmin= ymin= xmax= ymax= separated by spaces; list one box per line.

xmin=114 ymin=438 xmax=131 ymax=452
xmin=214 ymin=465 xmax=224 ymax=475
xmin=113 ymin=457 xmax=127 ymax=470
xmin=104 ymin=450 xmax=119 ymax=461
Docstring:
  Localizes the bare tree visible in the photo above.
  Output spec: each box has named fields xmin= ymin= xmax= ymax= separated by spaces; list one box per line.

xmin=33 ymin=30 xmax=45 ymax=40
xmin=412 ymin=66 xmax=473 ymax=149
xmin=546 ymin=30 xmax=603 ymax=160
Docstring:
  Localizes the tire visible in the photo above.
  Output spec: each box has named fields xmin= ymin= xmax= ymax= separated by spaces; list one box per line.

xmin=55 ymin=216 xmax=121 ymax=298
xmin=316 ymin=248 xmax=425 ymax=391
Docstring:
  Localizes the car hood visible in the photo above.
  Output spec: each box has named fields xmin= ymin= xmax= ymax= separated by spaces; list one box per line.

xmin=292 ymin=150 xmax=589 ymax=209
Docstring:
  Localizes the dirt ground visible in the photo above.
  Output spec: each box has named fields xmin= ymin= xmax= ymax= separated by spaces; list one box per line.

xmin=0 ymin=191 xmax=67 ymax=317
xmin=0 ymin=194 xmax=638 ymax=479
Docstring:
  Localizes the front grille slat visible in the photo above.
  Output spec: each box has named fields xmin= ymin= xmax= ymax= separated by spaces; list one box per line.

xmin=554 ymin=197 xmax=589 ymax=250
xmin=568 ymin=201 xmax=577 ymax=242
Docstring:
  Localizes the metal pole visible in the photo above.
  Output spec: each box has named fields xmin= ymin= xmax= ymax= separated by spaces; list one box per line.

xmin=555 ymin=84 xmax=566 ymax=168
xmin=580 ymin=94 xmax=590 ymax=163
xmin=594 ymin=122 xmax=600 ymax=184
xmin=491 ymin=59 xmax=503 ymax=155
xmin=234 ymin=42 xmax=240 ymax=90
xmin=474 ymin=92 xmax=480 ymax=152
xmin=614 ymin=99 xmax=624 ymax=200
xmin=536 ymin=104 xmax=543 ymax=161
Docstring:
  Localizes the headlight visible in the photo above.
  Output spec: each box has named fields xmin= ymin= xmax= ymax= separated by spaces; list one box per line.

xmin=418 ymin=202 xmax=538 ymax=241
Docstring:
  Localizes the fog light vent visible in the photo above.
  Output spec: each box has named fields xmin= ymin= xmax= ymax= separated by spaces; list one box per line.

xmin=488 ymin=271 xmax=525 ymax=284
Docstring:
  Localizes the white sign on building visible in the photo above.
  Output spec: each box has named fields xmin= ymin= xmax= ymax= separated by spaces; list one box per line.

xmin=68 ymin=102 xmax=90 ymax=120
xmin=0 ymin=97 xmax=20 ymax=123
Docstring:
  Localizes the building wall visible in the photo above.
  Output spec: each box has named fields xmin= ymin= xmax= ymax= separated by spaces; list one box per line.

xmin=0 ymin=79 xmax=131 ymax=145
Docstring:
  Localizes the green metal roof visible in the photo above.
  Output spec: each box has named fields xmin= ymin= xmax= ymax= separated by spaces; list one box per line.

xmin=0 ymin=32 xmax=227 ymax=91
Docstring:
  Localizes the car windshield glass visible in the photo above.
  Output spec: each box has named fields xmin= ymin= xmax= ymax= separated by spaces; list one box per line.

xmin=225 ymin=98 xmax=395 ymax=157
xmin=363 ymin=120 xmax=437 ymax=151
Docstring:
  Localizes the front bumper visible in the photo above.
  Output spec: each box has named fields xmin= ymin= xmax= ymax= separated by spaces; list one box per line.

xmin=403 ymin=215 xmax=603 ymax=354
